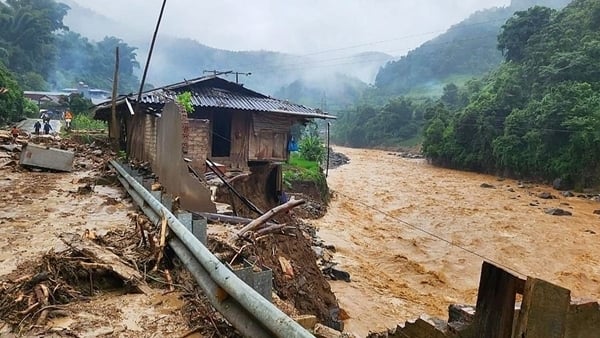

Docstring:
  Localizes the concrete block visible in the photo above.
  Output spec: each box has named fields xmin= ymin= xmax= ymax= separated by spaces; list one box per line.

xmin=253 ymin=268 xmax=273 ymax=302
xmin=192 ymin=218 xmax=207 ymax=245
xmin=19 ymin=143 xmax=74 ymax=172
xmin=175 ymin=212 xmax=192 ymax=231
xmin=161 ymin=194 xmax=173 ymax=212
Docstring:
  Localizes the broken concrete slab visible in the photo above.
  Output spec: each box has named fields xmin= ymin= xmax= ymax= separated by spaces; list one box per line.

xmin=19 ymin=143 xmax=75 ymax=172
xmin=0 ymin=144 xmax=22 ymax=152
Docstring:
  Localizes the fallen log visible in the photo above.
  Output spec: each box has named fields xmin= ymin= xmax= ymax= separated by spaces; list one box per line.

xmin=197 ymin=212 xmax=277 ymax=228
xmin=255 ymin=224 xmax=296 ymax=236
xmin=234 ymin=198 xmax=305 ymax=240
xmin=60 ymin=234 xmax=151 ymax=294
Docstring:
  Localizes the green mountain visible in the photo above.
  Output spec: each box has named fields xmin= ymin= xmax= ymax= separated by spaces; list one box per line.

xmin=422 ymin=0 xmax=600 ymax=188
xmin=374 ymin=0 xmax=572 ymax=97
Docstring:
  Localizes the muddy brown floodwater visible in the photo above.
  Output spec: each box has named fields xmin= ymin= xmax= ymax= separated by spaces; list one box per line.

xmin=312 ymin=147 xmax=600 ymax=337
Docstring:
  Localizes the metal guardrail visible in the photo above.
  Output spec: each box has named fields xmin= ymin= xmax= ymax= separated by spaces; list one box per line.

xmin=109 ymin=160 xmax=314 ymax=338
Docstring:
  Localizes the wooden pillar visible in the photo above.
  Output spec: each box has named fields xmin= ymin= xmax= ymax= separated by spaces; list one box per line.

xmin=472 ymin=262 xmax=524 ymax=338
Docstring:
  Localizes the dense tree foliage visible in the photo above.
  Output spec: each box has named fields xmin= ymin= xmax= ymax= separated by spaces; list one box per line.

xmin=423 ymin=0 xmax=600 ymax=189
xmin=0 ymin=63 xmax=25 ymax=125
xmin=332 ymin=96 xmax=428 ymax=148
xmin=0 ymin=0 xmax=69 ymax=88
xmin=53 ymin=32 xmax=140 ymax=93
xmin=0 ymin=0 xmax=141 ymax=124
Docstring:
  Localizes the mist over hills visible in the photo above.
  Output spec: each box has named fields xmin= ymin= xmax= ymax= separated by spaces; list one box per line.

xmin=62 ymin=0 xmax=391 ymax=98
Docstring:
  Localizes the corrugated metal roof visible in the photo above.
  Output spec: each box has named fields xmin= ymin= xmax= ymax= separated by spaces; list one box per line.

xmin=137 ymin=87 xmax=321 ymax=116
xmin=94 ymin=76 xmax=335 ymax=119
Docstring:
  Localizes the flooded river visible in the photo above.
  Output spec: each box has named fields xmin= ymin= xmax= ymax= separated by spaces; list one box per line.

xmin=313 ymin=147 xmax=600 ymax=336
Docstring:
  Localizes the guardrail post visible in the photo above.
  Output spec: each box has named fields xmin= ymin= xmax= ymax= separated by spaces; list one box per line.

xmin=142 ymin=178 xmax=154 ymax=190
xmin=161 ymin=194 xmax=173 ymax=211
xmin=176 ymin=211 xmax=193 ymax=231
xmin=192 ymin=217 xmax=207 ymax=245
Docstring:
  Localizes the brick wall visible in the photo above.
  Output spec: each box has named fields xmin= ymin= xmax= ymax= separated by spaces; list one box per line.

xmin=144 ymin=114 xmax=157 ymax=163
xmin=187 ymin=118 xmax=210 ymax=171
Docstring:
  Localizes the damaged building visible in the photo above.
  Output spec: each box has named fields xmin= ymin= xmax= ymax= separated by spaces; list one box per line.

xmin=93 ymin=75 xmax=335 ymax=214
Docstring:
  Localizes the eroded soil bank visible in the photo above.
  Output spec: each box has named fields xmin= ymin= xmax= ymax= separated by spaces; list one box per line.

xmin=313 ymin=147 xmax=600 ymax=337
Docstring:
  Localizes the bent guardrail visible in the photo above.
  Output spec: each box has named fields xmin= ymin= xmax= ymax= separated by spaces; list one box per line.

xmin=109 ymin=160 xmax=314 ymax=338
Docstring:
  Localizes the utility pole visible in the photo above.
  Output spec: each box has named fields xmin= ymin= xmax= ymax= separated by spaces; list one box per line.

xmin=137 ymin=0 xmax=167 ymax=110
xmin=110 ymin=46 xmax=119 ymax=151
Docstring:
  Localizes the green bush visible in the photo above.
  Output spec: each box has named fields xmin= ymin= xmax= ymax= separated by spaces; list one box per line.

xmin=298 ymin=135 xmax=325 ymax=163
xmin=177 ymin=92 xmax=194 ymax=114
xmin=72 ymin=114 xmax=107 ymax=130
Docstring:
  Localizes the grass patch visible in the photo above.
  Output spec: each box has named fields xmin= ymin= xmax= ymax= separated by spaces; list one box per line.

xmin=283 ymin=153 xmax=329 ymax=202
xmin=283 ymin=153 xmax=323 ymax=185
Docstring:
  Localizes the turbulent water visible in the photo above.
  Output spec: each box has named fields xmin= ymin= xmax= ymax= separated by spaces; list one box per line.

xmin=313 ymin=147 xmax=600 ymax=336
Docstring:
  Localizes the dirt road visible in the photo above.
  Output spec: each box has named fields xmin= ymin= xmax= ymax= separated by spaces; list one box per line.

xmin=313 ymin=147 xmax=600 ymax=336
xmin=0 ymin=167 xmax=193 ymax=337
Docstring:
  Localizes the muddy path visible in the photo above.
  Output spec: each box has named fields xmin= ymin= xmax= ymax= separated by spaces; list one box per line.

xmin=0 ymin=168 xmax=195 ymax=337
xmin=312 ymin=147 xmax=600 ymax=337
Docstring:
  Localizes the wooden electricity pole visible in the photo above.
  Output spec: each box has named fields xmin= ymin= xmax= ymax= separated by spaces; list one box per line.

xmin=110 ymin=46 xmax=120 ymax=150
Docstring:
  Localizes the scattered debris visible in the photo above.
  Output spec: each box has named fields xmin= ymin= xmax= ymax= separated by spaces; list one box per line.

xmin=537 ymin=192 xmax=555 ymax=199
xmin=327 ymin=148 xmax=350 ymax=169
xmin=544 ymin=208 xmax=572 ymax=216
xmin=279 ymin=256 xmax=295 ymax=279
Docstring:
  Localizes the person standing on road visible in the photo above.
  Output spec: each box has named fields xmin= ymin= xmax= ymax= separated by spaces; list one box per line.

xmin=64 ymin=110 xmax=73 ymax=130
xmin=43 ymin=122 xmax=52 ymax=135
xmin=11 ymin=125 xmax=19 ymax=143
xmin=41 ymin=111 xmax=50 ymax=124
xmin=33 ymin=120 xmax=42 ymax=135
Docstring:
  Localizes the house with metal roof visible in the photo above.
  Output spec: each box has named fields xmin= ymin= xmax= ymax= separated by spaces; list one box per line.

xmin=94 ymin=75 xmax=334 ymax=171
xmin=94 ymin=75 xmax=334 ymax=213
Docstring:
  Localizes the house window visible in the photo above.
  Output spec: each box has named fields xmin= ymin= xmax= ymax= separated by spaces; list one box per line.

xmin=212 ymin=111 xmax=232 ymax=157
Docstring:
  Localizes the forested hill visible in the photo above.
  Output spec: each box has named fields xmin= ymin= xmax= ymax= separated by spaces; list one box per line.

xmin=422 ymin=0 xmax=600 ymax=189
xmin=374 ymin=0 xmax=571 ymax=96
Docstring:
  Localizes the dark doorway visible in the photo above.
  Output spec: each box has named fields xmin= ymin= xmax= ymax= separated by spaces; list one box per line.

xmin=212 ymin=111 xmax=232 ymax=157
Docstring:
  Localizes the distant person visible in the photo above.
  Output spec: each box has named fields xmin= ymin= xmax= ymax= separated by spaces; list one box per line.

xmin=33 ymin=120 xmax=42 ymax=135
xmin=64 ymin=110 xmax=73 ymax=130
xmin=10 ymin=125 xmax=19 ymax=143
xmin=43 ymin=122 xmax=52 ymax=135
xmin=43 ymin=112 xmax=51 ymax=124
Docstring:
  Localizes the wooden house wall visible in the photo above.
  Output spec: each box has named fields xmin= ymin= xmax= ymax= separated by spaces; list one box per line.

xmin=249 ymin=112 xmax=296 ymax=161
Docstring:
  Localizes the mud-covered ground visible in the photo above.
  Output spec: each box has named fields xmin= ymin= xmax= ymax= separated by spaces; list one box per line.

xmin=312 ymin=146 xmax=600 ymax=337
xmin=0 ymin=134 xmax=211 ymax=337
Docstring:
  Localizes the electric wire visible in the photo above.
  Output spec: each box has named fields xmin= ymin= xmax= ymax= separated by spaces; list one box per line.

xmin=334 ymin=190 xmax=528 ymax=277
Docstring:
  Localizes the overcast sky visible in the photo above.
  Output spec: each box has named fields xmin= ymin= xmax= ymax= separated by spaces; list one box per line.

xmin=69 ymin=0 xmax=511 ymax=56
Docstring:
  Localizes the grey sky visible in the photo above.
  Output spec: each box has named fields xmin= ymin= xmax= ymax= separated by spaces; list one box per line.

xmin=69 ymin=0 xmax=511 ymax=55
